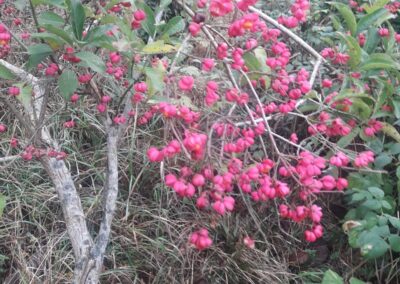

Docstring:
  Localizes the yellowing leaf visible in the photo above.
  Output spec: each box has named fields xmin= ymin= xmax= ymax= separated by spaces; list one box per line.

xmin=382 ymin=122 xmax=400 ymax=143
xmin=342 ymin=220 xmax=362 ymax=234
xmin=142 ymin=40 xmax=179 ymax=54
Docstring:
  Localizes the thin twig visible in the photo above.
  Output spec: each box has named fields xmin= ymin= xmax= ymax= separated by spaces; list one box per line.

xmin=248 ymin=6 xmax=324 ymax=61
xmin=0 ymin=20 xmax=28 ymax=51
xmin=0 ymin=155 xmax=19 ymax=163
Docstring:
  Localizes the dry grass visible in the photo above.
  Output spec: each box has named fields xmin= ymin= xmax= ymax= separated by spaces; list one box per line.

xmin=0 ymin=90 xmax=298 ymax=283
xmin=0 ymin=124 xmax=298 ymax=283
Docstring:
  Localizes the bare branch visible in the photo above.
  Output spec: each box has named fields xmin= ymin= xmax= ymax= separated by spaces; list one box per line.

xmin=248 ymin=6 xmax=324 ymax=61
xmin=0 ymin=59 xmax=94 ymax=282
xmin=0 ymin=155 xmax=19 ymax=163
xmin=79 ymin=126 xmax=120 ymax=283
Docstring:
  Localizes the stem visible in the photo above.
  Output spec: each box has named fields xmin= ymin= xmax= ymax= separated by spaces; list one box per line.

xmin=82 ymin=126 xmax=120 ymax=282
xmin=248 ymin=6 xmax=324 ymax=61
xmin=28 ymin=0 xmax=41 ymax=32
xmin=116 ymin=82 xmax=134 ymax=112
xmin=0 ymin=20 xmax=28 ymax=51
xmin=0 ymin=59 xmax=94 ymax=282
xmin=29 ymin=0 xmax=61 ymax=73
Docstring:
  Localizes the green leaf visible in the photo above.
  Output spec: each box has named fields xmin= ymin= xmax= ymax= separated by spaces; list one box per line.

xmin=321 ymin=269 xmax=343 ymax=284
xmin=350 ymin=192 xmax=367 ymax=203
xmin=30 ymin=32 xmax=66 ymax=49
xmin=392 ymin=98 xmax=400 ymax=118
xmin=363 ymin=0 xmax=391 ymax=14
xmin=145 ymin=67 xmax=165 ymax=96
xmin=58 ymin=70 xmax=78 ymax=100
xmin=350 ymin=98 xmax=372 ymax=120
xmin=381 ymin=199 xmax=392 ymax=210
xmin=243 ymin=53 xmax=261 ymax=71
xmin=75 ymin=51 xmax=106 ymax=73
xmin=368 ymin=139 xmax=384 ymax=154
xmin=374 ymin=79 xmax=393 ymax=114
xmin=330 ymin=14 xmax=343 ymax=31
xmin=370 ymin=225 xmax=390 ymax=237
xmin=27 ymin=44 xmax=53 ymax=69
xmin=38 ymin=11 xmax=65 ymax=27
xmin=337 ymin=127 xmax=359 ymax=148
xmin=385 ymin=22 xmax=396 ymax=53
xmin=15 ymin=83 xmax=32 ymax=109
xmin=104 ymin=0 xmax=120 ymax=10
xmin=357 ymin=8 xmax=394 ymax=35
xmin=178 ymin=95 xmax=198 ymax=110
xmin=365 ymin=213 xmax=379 ymax=228
xmin=367 ymin=187 xmax=384 ymax=199
xmin=364 ymin=27 xmax=380 ymax=54
xmin=338 ymin=33 xmax=362 ymax=68
xmin=359 ymin=234 xmax=389 ymax=259
xmin=350 ymin=277 xmax=366 ymax=284
xmin=374 ymin=153 xmax=392 ymax=169
xmin=68 ymin=0 xmax=85 ymax=40
xmin=333 ymin=89 xmax=375 ymax=105
xmin=361 ymin=199 xmax=381 ymax=211
xmin=0 ymin=194 xmax=6 ymax=218
xmin=348 ymin=226 xmax=361 ymax=247
xmin=242 ymin=51 xmax=264 ymax=85
xmin=387 ymin=215 xmax=400 ymax=230
xmin=361 ymin=53 xmax=400 ymax=71
xmin=0 ymin=63 xmax=16 ymax=80
xmin=254 ymin=47 xmax=271 ymax=88
xmin=137 ymin=3 xmax=155 ymax=37
xmin=162 ymin=16 xmax=185 ymax=36
xmin=147 ymin=96 xmax=173 ymax=104
xmin=331 ymin=2 xmax=357 ymax=35
xmin=156 ymin=0 xmax=172 ymax=13
xmin=113 ymin=17 xmax=137 ymax=41
xmin=14 ymin=0 xmax=28 ymax=11
xmin=32 ymin=0 xmax=65 ymax=8
xmin=253 ymin=47 xmax=268 ymax=69
xmin=42 ymin=24 xmax=74 ymax=45
xmin=83 ymin=5 xmax=95 ymax=18
xmin=389 ymin=235 xmax=400 ymax=252
xmin=387 ymin=143 xmax=400 ymax=155
xmin=179 ymin=66 xmax=200 ymax=77
xmin=84 ymin=24 xmax=114 ymax=45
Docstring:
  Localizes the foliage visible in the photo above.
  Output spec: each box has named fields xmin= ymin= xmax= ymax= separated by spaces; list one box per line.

xmin=324 ymin=0 xmax=400 ymax=267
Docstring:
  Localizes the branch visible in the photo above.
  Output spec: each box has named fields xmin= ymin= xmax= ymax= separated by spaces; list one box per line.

xmin=80 ymin=126 xmax=120 ymax=283
xmin=248 ymin=6 xmax=324 ymax=61
xmin=41 ymin=156 xmax=94 ymax=269
xmin=246 ymin=6 xmax=325 ymax=109
xmin=0 ymin=155 xmax=19 ymax=163
xmin=0 ymin=59 xmax=94 ymax=281
xmin=0 ymin=60 xmax=46 ymax=131
xmin=0 ymin=20 xmax=28 ymax=51
xmin=78 ymin=41 xmax=146 ymax=282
